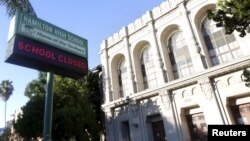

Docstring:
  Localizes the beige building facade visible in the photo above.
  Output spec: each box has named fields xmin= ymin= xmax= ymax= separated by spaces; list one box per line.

xmin=100 ymin=0 xmax=250 ymax=141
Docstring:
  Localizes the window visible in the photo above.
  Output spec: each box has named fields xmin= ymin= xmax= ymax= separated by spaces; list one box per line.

xmin=140 ymin=46 xmax=157 ymax=90
xmin=202 ymin=17 xmax=242 ymax=66
xmin=118 ymin=59 xmax=128 ymax=98
xmin=186 ymin=112 xmax=207 ymax=141
xmin=168 ymin=31 xmax=194 ymax=79
xmin=231 ymin=103 xmax=250 ymax=125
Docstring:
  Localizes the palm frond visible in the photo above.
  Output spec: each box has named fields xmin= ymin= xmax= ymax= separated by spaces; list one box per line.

xmin=0 ymin=0 xmax=36 ymax=17
xmin=0 ymin=80 xmax=14 ymax=102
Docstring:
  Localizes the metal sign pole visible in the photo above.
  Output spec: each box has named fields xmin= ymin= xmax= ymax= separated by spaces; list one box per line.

xmin=43 ymin=71 xmax=54 ymax=141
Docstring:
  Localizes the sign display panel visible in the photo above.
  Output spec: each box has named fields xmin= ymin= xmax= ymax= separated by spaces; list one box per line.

xmin=8 ymin=11 xmax=88 ymax=58
xmin=6 ymin=35 xmax=88 ymax=79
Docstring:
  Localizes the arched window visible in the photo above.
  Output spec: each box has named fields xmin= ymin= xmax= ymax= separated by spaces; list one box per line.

xmin=118 ymin=59 xmax=128 ymax=98
xmin=140 ymin=46 xmax=157 ymax=90
xmin=202 ymin=17 xmax=243 ymax=66
xmin=169 ymin=31 xmax=194 ymax=79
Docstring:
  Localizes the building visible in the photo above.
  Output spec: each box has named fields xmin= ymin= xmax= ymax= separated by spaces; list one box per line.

xmin=99 ymin=0 xmax=250 ymax=141
xmin=0 ymin=128 xmax=3 ymax=135
xmin=9 ymin=108 xmax=23 ymax=141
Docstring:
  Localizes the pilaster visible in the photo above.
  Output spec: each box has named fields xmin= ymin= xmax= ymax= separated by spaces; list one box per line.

xmin=122 ymin=27 xmax=137 ymax=94
xmin=100 ymin=40 xmax=112 ymax=103
xmin=198 ymin=78 xmax=227 ymax=124
xmin=179 ymin=2 xmax=205 ymax=72
xmin=160 ymin=91 xmax=181 ymax=141
xmin=148 ymin=11 xmax=166 ymax=85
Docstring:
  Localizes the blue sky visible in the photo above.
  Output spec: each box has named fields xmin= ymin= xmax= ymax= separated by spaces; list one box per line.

xmin=0 ymin=0 xmax=164 ymax=127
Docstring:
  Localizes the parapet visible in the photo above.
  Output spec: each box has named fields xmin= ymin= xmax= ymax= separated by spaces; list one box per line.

xmin=103 ymin=0 xmax=183 ymax=48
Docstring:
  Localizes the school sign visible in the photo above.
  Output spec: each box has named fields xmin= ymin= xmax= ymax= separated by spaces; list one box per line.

xmin=8 ymin=11 xmax=87 ymax=58
xmin=5 ymin=12 xmax=88 ymax=79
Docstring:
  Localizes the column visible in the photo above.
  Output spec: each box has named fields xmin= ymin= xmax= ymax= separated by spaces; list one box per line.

xmin=198 ymin=78 xmax=228 ymax=124
xmin=179 ymin=2 xmax=205 ymax=72
xmin=147 ymin=11 xmax=166 ymax=85
xmin=123 ymin=27 xmax=137 ymax=94
xmin=100 ymin=40 xmax=112 ymax=103
xmin=160 ymin=91 xmax=181 ymax=141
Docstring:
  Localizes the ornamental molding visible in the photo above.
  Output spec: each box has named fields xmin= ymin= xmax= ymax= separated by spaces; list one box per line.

xmin=199 ymin=79 xmax=213 ymax=100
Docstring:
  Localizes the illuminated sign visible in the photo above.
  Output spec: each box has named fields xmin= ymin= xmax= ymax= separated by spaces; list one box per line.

xmin=8 ymin=11 xmax=88 ymax=58
xmin=6 ymin=35 xmax=88 ymax=79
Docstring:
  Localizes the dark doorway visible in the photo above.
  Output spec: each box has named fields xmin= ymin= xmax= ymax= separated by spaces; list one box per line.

xmin=121 ymin=121 xmax=131 ymax=141
xmin=151 ymin=120 xmax=167 ymax=141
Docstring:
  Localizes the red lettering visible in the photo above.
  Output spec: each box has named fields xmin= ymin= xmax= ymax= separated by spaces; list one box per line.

xmin=19 ymin=39 xmax=84 ymax=69
xmin=32 ymin=46 xmax=39 ymax=54
xmin=58 ymin=55 xmax=63 ymax=62
xmin=45 ymin=51 xmax=56 ymax=60
xmin=39 ymin=49 xmax=45 ymax=56
xmin=80 ymin=61 xmax=86 ymax=69
xmin=45 ymin=51 xmax=50 ymax=58
xmin=67 ymin=58 xmax=73 ymax=64
xmin=18 ymin=42 xmax=24 ymax=49
xmin=18 ymin=41 xmax=56 ymax=61
xmin=24 ymin=44 xmax=31 ymax=51
xmin=57 ymin=54 xmax=85 ymax=70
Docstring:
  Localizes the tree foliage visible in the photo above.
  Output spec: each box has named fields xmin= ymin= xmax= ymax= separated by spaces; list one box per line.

xmin=13 ymin=94 xmax=44 ymax=140
xmin=14 ymin=72 xmax=102 ymax=141
xmin=243 ymin=69 xmax=250 ymax=87
xmin=207 ymin=1 xmax=250 ymax=87
xmin=0 ymin=80 xmax=14 ymax=138
xmin=0 ymin=121 xmax=11 ymax=141
xmin=0 ymin=80 xmax=14 ymax=102
xmin=0 ymin=0 xmax=36 ymax=17
xmin=207 ymin=0 xmax=250 ymax=37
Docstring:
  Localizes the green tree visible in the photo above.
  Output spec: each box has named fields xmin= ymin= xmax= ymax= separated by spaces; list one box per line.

xmin=207 ymin=0 xmax=250 ymax=37
xmin=0 ymin=0 xmax=36 ymax=17
xmin=0 ymin=80 xmax=14 ymax=132
xmin=0 ymin=121 xmax=12 ymax=141
xmin=243 ymin=69 xmax=250 ymax=87
xmin=52 ymin=73 xmax=101 ymax=141
xmin=12 ymin=73 xmax=46 ymax=140
xmin=0 ymin=1 xmax=35 ymax=140
xmin=14 ymin=72 xmax=102 ymax=141
xmin=207 ymin=0 xmax=250 ymax=86
xmin=13 ymin=94 xmax=44 ymax=140
xmin=84 ymin=65 xmax=104 ymax=127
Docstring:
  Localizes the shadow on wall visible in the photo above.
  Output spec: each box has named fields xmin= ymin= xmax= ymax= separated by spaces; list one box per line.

xmin=105 ymin=96 xmax=176 ymax=141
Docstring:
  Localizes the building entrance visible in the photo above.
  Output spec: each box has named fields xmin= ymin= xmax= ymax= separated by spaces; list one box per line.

xmin=151 ymin=120 xmax=167 ymax=141
xmin=186 ymin=112 xmax=207 ymax=141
